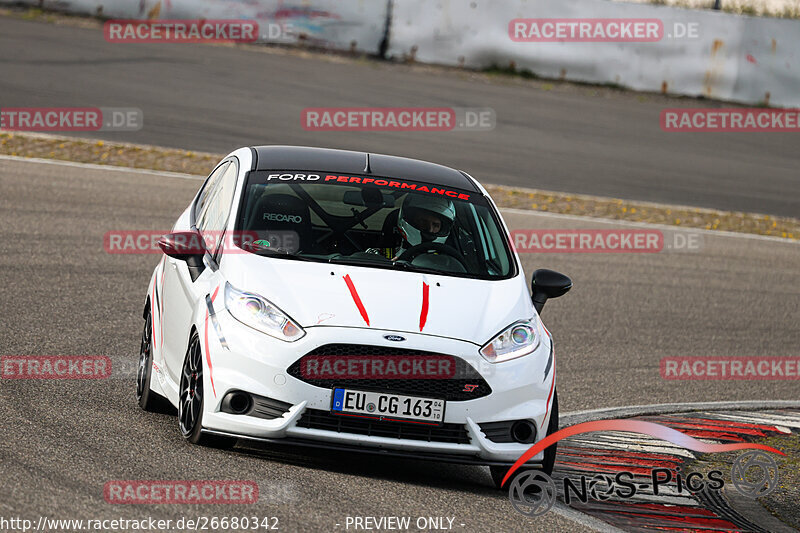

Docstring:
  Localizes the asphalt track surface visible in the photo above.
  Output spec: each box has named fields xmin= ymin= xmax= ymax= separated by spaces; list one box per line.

xmin=1 ymin=158 xmax=798 ymax=532
xmin=2 ymin=16 xmax=800 ymax=217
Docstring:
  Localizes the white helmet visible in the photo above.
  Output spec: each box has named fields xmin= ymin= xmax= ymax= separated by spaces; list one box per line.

xmin=397 ymin=194 xmax=456 ymax=247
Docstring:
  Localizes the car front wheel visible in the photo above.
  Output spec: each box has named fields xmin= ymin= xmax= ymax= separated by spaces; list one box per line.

xmin=136 ymin=305 xmax=168 ymax=411
xmin=178 ymin=330 xmax=236 ymax=449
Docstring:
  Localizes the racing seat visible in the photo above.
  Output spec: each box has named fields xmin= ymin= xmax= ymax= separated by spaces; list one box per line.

xmin=380 ymin=208 xmax=402 ymax=248
xmin=247 ymin=193 xmax=315 ymax=253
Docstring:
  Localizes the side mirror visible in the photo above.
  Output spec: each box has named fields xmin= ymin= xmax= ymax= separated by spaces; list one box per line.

xmin=157 ymin=231 xmax=206 ymax=260
xmin=531 ymin=269 xmax=572 ymax=314
xmin=158 ymin=231 xmax=206 ymax=281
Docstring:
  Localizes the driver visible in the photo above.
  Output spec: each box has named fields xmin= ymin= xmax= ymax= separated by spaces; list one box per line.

xmin=397 ymin=194 xmax=456 ymax=252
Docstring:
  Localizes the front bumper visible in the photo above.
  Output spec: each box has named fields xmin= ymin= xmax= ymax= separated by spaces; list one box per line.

xmin=200 ymin=309 xmax=555 ymax=464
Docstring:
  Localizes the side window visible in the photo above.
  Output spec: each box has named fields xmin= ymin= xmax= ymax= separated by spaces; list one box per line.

xmin=196 ymin=161 xmax=239 ymax=257
xmin=476 ymin=209 xmax=510 ymax=275
xmin=195 ymin=162 xmax=230 ymax=227
xmin=468 ymin=204 xmax=511 ymax=276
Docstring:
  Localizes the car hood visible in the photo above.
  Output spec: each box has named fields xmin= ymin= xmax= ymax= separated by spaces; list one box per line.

xmin=221 ymin=253 xmax=532 ymax=345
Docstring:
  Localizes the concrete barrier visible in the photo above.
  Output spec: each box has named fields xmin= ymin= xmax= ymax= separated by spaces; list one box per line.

xmin=5 ymin=0 xmax=798 ymax=106
xmin=387 ymin=0 xmax=799 ymax=107
xmin=5 ymin=0 xmax=390 ymax=53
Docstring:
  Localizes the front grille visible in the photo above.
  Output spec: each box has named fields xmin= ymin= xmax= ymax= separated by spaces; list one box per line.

xmin=287 ymin=344 xmax=491 ymax=401
xmin=296 ymin=408 xmax=471 ymax=444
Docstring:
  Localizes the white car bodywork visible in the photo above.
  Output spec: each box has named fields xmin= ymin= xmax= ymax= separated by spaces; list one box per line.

xmin=143 ymin=147 xmax=556 ymax=465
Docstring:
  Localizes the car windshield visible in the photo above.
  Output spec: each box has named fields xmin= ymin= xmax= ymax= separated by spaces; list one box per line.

xmin=233 ymin=171 xmax=516 ymax=280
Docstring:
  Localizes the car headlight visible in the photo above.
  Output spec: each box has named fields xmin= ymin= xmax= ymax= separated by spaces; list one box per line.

xmin=480 ymin=320 xmax=540 ymax=363
xmin=224 ymin=282 xmax=305 ymax=342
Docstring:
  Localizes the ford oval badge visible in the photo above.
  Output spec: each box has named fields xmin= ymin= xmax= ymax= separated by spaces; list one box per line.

xmin=384 ymin=335 xmax=406 ymax=342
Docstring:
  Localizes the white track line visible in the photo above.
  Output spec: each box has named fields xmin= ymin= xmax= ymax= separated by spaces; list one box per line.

xmin=562 ymin=400 xmax=800 ymax=425
xmin=0 ymin=154 xmax=202 ymax=180
xmin=708 ymin=412 xmax=800 ymax=430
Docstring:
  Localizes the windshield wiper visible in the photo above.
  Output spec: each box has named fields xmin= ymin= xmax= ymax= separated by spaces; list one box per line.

xmin=328 ymin=256 xmax=476 ymax=277
xmin=393 ymin=262 xmax=450 ymax=275
xmin=397 ymin=261 xmax=486 ymax=279
xmin=327 ymin=256 xmax=439 ymax=273
xmin=248 ymin=247 xmax=314 ymax=261
xmin=328 ymin=256 xmax=395 ymax=269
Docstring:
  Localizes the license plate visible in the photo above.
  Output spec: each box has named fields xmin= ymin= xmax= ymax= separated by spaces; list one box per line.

xmin=331 ymin=388 xmax=445 ymax=425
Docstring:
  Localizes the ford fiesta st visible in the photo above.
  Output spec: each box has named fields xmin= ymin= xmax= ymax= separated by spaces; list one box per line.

xmin=136 ymin=146 xmax=572 ymax=487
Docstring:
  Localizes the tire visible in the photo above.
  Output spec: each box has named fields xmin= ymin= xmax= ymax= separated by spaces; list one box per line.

xmin=178 ymin=331 xmax=237 ymax=449
xmin=136 ymin=305 xmax=169 ymax=412
xmin=541 ymin=389 xmax=559 ymax=475
xmin=489 ymin=389 xmax=559 ymax=489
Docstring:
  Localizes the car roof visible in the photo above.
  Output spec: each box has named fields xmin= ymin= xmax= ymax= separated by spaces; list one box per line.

xmin=251 ymin=145 xmax=480 ymax=193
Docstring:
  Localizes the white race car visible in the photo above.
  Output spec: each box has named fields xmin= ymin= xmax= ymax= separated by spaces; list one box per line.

xmin=137 ymin=146 xmax=572 ymax=487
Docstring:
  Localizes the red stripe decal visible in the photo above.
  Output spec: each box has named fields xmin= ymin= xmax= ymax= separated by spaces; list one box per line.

xmin=542 ymin=367 xmax=556 ymax=428
xmin=419 ymin=282 xmax=429 ymax=331
xmin=343 ymin=274 xmax=370 ymax=326
xmin=158 ymin=258 xmax=165 ymax=348
xmin=556 ymin=461 xmax=660 ymax=477
xmin=151 ymin=284 xmax=157 ymax=346
xmin=203 ymin=309 xmax=216 ymax=398
xmin=210 ymin=285 xmax=220 ymax=302
xmin=651 ymin=415 xmax=781 ymax=433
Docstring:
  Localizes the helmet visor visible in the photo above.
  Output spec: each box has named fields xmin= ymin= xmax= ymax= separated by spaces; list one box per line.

xmin=403 ymin=206 xmax=453 ymax=238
